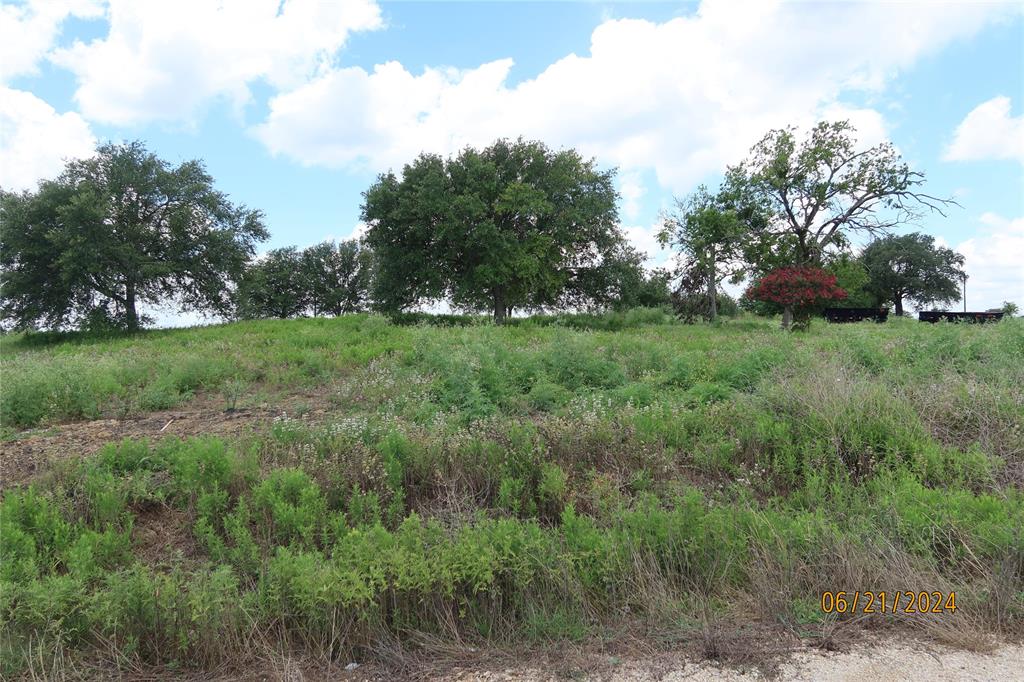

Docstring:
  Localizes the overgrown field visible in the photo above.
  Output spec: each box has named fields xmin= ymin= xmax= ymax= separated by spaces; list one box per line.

xmin=2 ymin=313 xmax=1023 ymax=677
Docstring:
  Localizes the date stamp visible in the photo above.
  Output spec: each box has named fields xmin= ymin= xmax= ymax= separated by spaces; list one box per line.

xmin=820 ymin=591 xmax=957 ymax=615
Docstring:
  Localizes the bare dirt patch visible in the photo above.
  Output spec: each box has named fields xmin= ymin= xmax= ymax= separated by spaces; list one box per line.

xmin=421 ymin=638 xmax=1024 ymax=681
xmin=132 ymin=502 xmax=201 ymax=568
xmin=0 ymin=389 xmax=338 ymax=490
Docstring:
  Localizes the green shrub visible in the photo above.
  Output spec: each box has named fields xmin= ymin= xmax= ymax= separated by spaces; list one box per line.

xmin=527 ymin=380 xmax=570 ymax=412
xmin=251 ymin=469 xmax=327 ymax=547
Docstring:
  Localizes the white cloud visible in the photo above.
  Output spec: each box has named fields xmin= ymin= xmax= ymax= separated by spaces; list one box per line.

xmin=52 ymin=0 xmax=384 ymax=126
xmin=943 ymin=96 xmax=1024 ymax=164
xmin=0 ymin=0 xmax=103 ymax=84
xmin=950 ymin=213 xmax=1024 ymax=311
xmin=621 ymin=222 xmax=669 ymax=267
xmin=618 ymin=171 xmax=646 ymax=222
xmin=0 ymin=1 xmax=102 ymax=191
xmin=254 ymin=0 xmax=1013 ymax=192
xmin=0 ymin=87 xmax=96 ymax=191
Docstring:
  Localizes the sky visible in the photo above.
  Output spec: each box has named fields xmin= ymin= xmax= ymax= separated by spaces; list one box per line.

xmin=1 ymin=0 xmax=1022 ymax=322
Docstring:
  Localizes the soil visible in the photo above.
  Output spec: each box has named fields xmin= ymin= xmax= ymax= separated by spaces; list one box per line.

xmin=0 ymin=390 xmax=337 ymax=490
xmin=420 ymin=639 xmax=1024 ymax=681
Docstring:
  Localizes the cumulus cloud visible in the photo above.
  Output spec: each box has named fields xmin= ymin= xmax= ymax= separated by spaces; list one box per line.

xmin=52 ymin=0 xmax=384 ymax=126
xmin=0 ymin=87 xmax=96 ymax=191
xmin=621 ymin=222 xmax=670 ymax=268
xmin=618 ymin=171 xmax=646 ymax=222
xmin=950 ymin=213 xmax=1024 ymax=311
xmin=943 ymin=96 xmax=1024 ymax=164
xmin=0 ymin=0 xmax=103 ymax=83
xmin=253 ymin=0 xmax=1012 ymax=192
xmin=0 ymin=1 xmax=104 ymax=191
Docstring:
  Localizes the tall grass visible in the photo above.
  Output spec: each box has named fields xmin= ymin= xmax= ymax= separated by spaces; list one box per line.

xmin=1 ymin=314 xmax=1022 ymax=675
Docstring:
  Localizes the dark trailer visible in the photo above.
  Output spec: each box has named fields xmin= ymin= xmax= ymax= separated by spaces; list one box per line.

xmin=824 ymin=307 xmax=890 ymax=323
xmin=918 ymin=311 xmax=1005 ymax=323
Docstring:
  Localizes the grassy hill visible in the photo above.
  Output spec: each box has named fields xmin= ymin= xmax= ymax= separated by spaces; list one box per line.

xmin=1 ymin=313 xmax=1022 ymax=677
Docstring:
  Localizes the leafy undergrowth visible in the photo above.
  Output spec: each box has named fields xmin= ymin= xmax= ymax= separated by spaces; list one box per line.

xmin=1 ymin=314 xmax=1022 ymax=677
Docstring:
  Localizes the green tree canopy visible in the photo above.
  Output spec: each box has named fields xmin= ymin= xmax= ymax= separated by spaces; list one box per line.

xmin=234 ymin=247 xmax=308 ymax=320
xmin=568 ymin=243 xmax=671 ymax=312
xmin=824 ymin=253 xmax=876 ymax=308
xmin=362 ymin=138 xmax=621 ymax=322
xmin=659 ymin=185 xmax=749 ymax=321
xmin=300 ymin=240 xmax=373 ymax=316
xmin=861 ymin=232 xmax=965 ymax=315
xmin=726 ymin=121 xmax=953 ymax=268
xmin=1 ymin=141 xmax=267 ymax=331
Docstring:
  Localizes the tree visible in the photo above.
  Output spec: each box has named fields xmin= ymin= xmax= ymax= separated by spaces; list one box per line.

xmin=860 ymin=233 xmax=964 ymax=316
xmin=670 ymin=266 xmax=740 ymax=323
xmin=565 ymin=242 xmax=671 ymax=312
xmin=362 ymin=138 xmax=621 ymax=322
xmin=1001 ymin=301 xmax=1019 ymax=317
xmin=659 ymin=185 xmax=748 ymax=321
xmin=747 ymin=266 xmax=847 ymax=330
xmin=824 ymin=253 xmax=876 ymax=308
xmin=234 ymin=247 xmax=307 ymax=319
xmin=613 ymin=264 xmax=672 ymax=311
xmin=300 ymin=240 xmax=372 ymax=316
xmin=1 ymin=141 xmax=267 ymax=331
xmin=726 ymin=121 xmax=953 ymax=270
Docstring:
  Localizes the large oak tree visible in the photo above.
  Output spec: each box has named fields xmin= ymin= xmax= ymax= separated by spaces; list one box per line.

xmin=361 ymin=138 xmax=622 ymax=322
xmin=861 ymin=232 xmax=965 ymax=315
xmin=1 ymin=141 xmax=267 ymax=331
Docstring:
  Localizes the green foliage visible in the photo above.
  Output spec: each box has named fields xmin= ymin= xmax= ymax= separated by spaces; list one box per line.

xmin=825 ymin=253 xmax=877 ymax=308
xmin=300 ymin=239 xmax=372 ymax=316
xmin=861 ymin=232 xmax=965 ymax=315
xmin=726 ymin=120 xmax=952 ymax=268
xmin=251 ymin=469 xmax=327 ymax=547
xmin=2 ymin=311 xmax=1023 ymax=675
xmin=660 ymin=185 xmax=751 ymax=321
xmin=362 ymin=138 xmax=622 ymax=322
xmin=234 ymin=247 xmax=308 ymax=320
xmin=234 ymin=240 xmax=373 ymax=320
xmin=0 ymin=141 xmax=267 ymax=331
xmin=527 ymin=380 xmax=570 ymax=412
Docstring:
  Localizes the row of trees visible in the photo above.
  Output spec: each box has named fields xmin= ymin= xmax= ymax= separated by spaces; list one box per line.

xmin=1 ymin=139 xmax=671 ymax=331
xmin=0 ymin=123 xmax=978 ymax=332
xmin=234 ymin=240 xmax=372 ymax=320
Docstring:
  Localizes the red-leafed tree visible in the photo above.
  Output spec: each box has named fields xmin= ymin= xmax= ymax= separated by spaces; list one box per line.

xmin=747 ymin=266 xmax=847 ymax=330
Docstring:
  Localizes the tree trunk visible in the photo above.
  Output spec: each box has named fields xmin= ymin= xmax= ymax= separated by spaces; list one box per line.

xmin=125 ymin=281 xmax=139 ymax=332
xmin=492 ymin=290 xmax=507 ymax=324
xmin=894 ymin=297 xmax=904 ymax=316
xmin=781 ymin=305 xmax=793 ymax=330
xmin=706 ymin=259 xmax=717 ymax=322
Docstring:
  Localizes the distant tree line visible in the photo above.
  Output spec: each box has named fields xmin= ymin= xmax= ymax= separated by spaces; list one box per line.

xmin=1 ymin=139 xmax=671 ymax=332
xmin=233 ymin=240 xmax=373 ymax=320
xmin=5 ymin=125 xmax=1006 ymax=333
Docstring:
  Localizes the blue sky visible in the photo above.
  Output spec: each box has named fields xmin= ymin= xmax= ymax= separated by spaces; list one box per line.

xmin=2 ymin=0 xmax=1022 ymax=319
